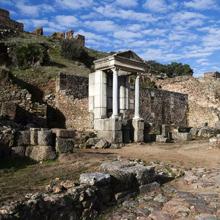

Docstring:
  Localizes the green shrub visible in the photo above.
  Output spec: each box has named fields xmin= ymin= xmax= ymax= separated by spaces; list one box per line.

xmin=61 ymin=39 xmax=84 ymax=60
xmin=61 ymin=39 xmax=95 ymax=68
xmin=8 ymin=43 xmax=50 ymax=69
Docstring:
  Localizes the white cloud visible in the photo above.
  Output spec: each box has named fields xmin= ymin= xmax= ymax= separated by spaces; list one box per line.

xmin=15 ymin=1 xmax=54 ymax=17
xmin=184 ymin=0 xmax=217 ymax=10
xmin=141 ymin=48 xmax=164 ymax=60
xmin=114 ymin=30 xmax=142 ymax=40
xmin=143 ymin=0 xmax=171 ymax=13
xmin=115 ymin=0 xmax=138 ymax=8
xmin=95 ymin=5 xmax=157 ymax=22
xmin=56 ymin=0 xmax=94 ymax=10
xmin=55 ymin=15 xmax=78 ymax=27
xmin=84 ymin=20 xmax=119 ymax=32
xmin=170 ymin=11 xmax=206 ymax=28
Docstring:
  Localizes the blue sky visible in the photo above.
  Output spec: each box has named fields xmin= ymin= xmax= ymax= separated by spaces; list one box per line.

xmin=1 ymin=0 xmax=220 ymax=76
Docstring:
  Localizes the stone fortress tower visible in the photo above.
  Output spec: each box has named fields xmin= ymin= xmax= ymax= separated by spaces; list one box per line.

xmin=0 ymin=8 xmax=23 ymax=31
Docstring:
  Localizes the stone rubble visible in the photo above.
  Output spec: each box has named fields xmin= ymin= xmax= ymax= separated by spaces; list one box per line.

xmin=0 ymin=159 xmax=172 ymax=220
xmin=103 ymin=167 xmax=220 ymax=220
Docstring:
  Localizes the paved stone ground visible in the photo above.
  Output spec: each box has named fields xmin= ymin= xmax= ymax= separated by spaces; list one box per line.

xmin=101 ymin=167 xmax=220 ymax=220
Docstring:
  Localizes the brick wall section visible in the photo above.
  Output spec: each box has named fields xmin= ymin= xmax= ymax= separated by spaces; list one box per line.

xmin=0 ymin=8 xmax=23 ymax=31
xmin=139 ymin=88 xmax=188 ymax=131
xmin=55 ymin=73 xmax=91 ymax=130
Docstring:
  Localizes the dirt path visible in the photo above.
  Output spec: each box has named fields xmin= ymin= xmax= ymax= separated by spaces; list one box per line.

xmin=97 ymin=140 xmax=220 ymax=169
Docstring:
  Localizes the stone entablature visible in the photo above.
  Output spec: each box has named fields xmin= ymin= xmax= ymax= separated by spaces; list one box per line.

xmin=0 ymin=8 xmax=23 ymax=32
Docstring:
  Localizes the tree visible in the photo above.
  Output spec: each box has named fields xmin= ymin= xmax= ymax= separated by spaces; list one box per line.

xmin=145 ymin=60 xmax=193 ymax=77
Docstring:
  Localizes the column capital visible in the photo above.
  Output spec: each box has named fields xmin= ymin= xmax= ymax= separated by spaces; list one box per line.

xmin=112 ymin=66 xmax=119 ymax=73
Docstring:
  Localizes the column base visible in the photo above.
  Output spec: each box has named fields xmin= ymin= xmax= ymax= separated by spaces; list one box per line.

xmin=94 ymin=118 xmax=122 ymax=144
xmin=132 ymin=118 xmax=144 ymax=142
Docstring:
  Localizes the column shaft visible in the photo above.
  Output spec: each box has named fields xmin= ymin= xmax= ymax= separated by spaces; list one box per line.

xmin=134 ymin=75 xmax=140 ymax=118
xmin=112 ymin=68 xmax=119 ymax=117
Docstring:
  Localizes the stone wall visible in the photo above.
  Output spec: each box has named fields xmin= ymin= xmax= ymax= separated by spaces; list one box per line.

xmin=55 ymin=73 xmax=91 ymax=130
xmin=139 ymin=88 xmax=188 ymax=131
xmin=0 ymin=71 xmax=47 ymax=127
xmin=0 ymin=8 xmax=23 ymax=32
xmin=155 ymin=76 xmax=220 ymax=128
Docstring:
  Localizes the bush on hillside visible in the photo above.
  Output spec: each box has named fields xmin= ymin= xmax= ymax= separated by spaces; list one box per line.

xmin=61 ymin=39 xmax=94 ymax=68
xmin=145 ymin=60 xmax=193 ymax=77
xmin=8 ymin=43 xmax=50 ymax=69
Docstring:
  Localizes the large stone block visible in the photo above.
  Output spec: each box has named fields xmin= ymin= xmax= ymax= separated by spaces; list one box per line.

xmin=100 ymin=160 xmax=155 ymax=192
xmin=79 ymin=172 xmax=111 ymax=186
xmin=172 ymin=132 xmax=192 ymax=141
xmin=30 ymin=128 xmax=40 ymax=145
xmin=93 ymin=107 xmax=107 ymax=119
xmin=132 ymin=118 xmax=144 ymax=142
xmin=97 ymin=130 xmax=122 ymax=143
xmin=56 ymin=137 xmax=74 ymax=153
xmin=11 ymin=146 xmax=26 ymax=157
xmin=38 ymin=130 xmax=54 ymax=146
xmin=161 ymin=124 xmax=170 ymax=137
xmin=16 ymin=130 xmax=30 ymax=146
xmin=132 ymin=118 xmax=144 ymax=130
xmin=52 ymin=129 xmax=75 ymax=138
xmin=26 ymin=145 xmax=56 ymax=161
xmin=156 ymin=135 xmax=168 ymax=143
xmin=94 ymin=118 xmax=122 ymax=131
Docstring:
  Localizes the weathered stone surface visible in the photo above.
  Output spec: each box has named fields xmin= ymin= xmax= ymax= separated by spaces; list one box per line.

xmin=80 ymin=172 xmax=111 ymax=186
xmin=26 ymin=145 xmax=56 ymax=161
xmin=156 ymin=135 xmax=168 ymax=143
xmin=32 ymin=27 xmax=43 ymax=36
xmin=51 ymin=32 xmax=65 ymax=40
xmin=16 ymin=130 xmax=30 ymax=146
xmin=0 ymin=8 xmax=23 ymax=32
xmin=56 ymin=137 xmax=74 ymax=153
xmin=52 ymin=128 xmax=75 ymax=138
xmin=198 ymin=127 xmax=218 ymax=138
xmin=11 ymin=146 xmax=26 ymax=157
xmin=100 ymin=160 xmax=155 ymax=192
xmin=37 ymin=130 xmax=54 ymax=146
xmin=85 ymin=137 xmax=99 ymax=148
xmin=195 ymin=213 xmax=218 ymax=220
xmin=190 ymin=127 xmax=199 ymax=137
xmin=30 ymin=128 xmax=39 ymax=145
xmin=172 ymin=132 xmax=192 ymax=141
xmin=66 ymin=30 xmax=74 ymax=39
xmin=94 ymin=139 xmax=109 ymax=149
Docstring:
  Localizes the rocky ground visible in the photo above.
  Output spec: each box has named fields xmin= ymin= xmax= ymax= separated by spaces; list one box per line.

xmin=101 ymin=167 xmax=220 ymax=219
xmin=0 ymin=140 xmax=220 ymax=219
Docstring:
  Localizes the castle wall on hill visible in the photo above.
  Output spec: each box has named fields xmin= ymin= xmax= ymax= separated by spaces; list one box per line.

xmin=0 ymin=8 xmax=23 ymax=31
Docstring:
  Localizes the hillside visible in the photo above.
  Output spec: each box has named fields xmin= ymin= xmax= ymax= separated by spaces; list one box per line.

xmin=0 ymin=31 xmax=108 ymax=96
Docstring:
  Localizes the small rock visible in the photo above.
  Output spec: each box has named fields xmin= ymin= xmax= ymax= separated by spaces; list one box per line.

xmin=79 ymin=172 xmax=111 ymax=186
